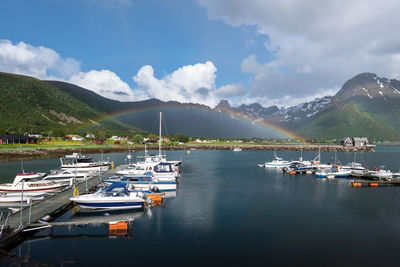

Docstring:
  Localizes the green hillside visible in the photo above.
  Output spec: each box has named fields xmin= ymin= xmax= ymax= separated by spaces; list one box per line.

xmin=0 ymin=72 xmax=143 ymax=137
xmin=291 ymin=100 xmax=400 ymax=141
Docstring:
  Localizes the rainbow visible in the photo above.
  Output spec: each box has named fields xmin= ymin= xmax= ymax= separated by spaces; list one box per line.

xmin=74 ymin=103 xmax=307 ymax=144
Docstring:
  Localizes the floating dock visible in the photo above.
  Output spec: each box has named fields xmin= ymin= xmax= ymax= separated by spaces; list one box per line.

xmin=0 ymin=165 xmax=127 ymax=249
xmin=351 ymin=180 xmax=400 ymax=187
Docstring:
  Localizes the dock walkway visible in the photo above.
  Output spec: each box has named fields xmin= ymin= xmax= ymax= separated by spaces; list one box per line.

xmin=0 ymin=165 xmax=127 ymax=248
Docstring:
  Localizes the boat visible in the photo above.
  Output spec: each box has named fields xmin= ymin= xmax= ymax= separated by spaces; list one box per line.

xmin=41 ymin=169 xmax=90 ymax=184
xmin=367 ymin=167 xmax=392 ymax=180
xmin=315 ymin=166 xmax=351 ymax=178
xmin=283 ymin=161 xmax=317 ymax=174
xmin=0 ymin=193 xmax=45 ymax=205
xmin=233 ymin=147 xmax=242 ymax=152
xmin=340 ymin=162 xmax=368 ymax=177
xmin=106 ymin=175 xmax=177 ymax=192
xmin=60 ymin=153 xmax=111 ymax=173
xmin=262 ymin=152 xmax=290 ymax=168
xmin=70 ymin=182 xmax=146 ymax=210
xmin=0 ymin=173 xmax=65 ymax=193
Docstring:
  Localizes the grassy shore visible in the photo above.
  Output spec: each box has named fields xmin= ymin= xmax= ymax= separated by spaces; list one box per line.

xmin=0 ymin=140 xmax=373 ymax=162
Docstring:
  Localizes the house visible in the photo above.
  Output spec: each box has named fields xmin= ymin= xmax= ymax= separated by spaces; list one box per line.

xmin=341 ymin=137 xmax=353 ymax=147
xmin=0 ymin=134 xmax=37 ymax=144
xmin=86 ymin=133 xmax=95 ymax=139
xmin=353 ymin=137 xmax=369 ymax=147
xmin=72 ymin=136 xmax=84 ymax=141
xmin=27 ymin=133 xmax=42 ymax=138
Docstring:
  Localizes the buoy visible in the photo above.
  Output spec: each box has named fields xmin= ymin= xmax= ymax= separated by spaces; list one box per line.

xmin=289 ymin=171 xmax=296 ymax=175
xmin=187 ymin=150 xmax=191 ymax=154
xmin=369 ymin=182 xmax=379 ymax=187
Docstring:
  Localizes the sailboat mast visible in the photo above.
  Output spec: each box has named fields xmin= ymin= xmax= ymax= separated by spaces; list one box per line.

xmin=159 ymin=112 xmax=162 ymax=157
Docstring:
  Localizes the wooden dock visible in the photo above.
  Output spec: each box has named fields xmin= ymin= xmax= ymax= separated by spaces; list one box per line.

xmin=0 ymin=165 xmax=127 ymax=249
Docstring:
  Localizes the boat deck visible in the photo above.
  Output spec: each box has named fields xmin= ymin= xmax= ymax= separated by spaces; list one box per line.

xmin=0 ymin=165 xmax=128 ymax=248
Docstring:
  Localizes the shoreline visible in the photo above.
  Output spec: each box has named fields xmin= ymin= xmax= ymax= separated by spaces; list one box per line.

xmin=0 ymin=144 xmax=373 ymax=162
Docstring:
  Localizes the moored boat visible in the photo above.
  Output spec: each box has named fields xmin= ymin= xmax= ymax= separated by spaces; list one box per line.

xmin=262 ymin=152 xmax=290 ymax=168
xmin=0 ymin=173 xmax=66 ymax=193
xmin=70 ymin=182 xmax=145 ymax=210
xmin=60 ymin=153 xmax=111 ymax=173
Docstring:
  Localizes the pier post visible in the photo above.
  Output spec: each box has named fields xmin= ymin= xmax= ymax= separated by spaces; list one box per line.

xmin=19 ymin=180 xmax=24 ymax=229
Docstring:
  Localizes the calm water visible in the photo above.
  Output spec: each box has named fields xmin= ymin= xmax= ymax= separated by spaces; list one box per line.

xmin=1 ymin=147 xmax=400 ymax=266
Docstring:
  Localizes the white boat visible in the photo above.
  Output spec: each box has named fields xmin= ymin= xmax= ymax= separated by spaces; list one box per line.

xmin=60 ymin=153 xmax=111 ymax=173
xmin=233 ymin=147 xmax=242 ymax=152
xmin=262 ymin=152 xmax=290 ymax=168
xmin=315 ymin=166 xmax=351 ymax=178
xmin=42 ymin=169 xmax=90 ymax=184
xmin=0 ymin=173 xmax=65 ymax=193
xmin=70 ymin=183 xmax=145 ymax=210
xmin=340 ymin=162 xmax=368 ymax=177
xmin=0 ymin=193 xmax=45 ymax=204
xmin=367 ymin=167 xmax=392 ymax=180
xmin=106 ymin=175 xmax=177 ymax=192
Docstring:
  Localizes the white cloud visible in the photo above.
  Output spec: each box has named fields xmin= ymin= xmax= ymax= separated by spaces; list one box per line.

xmin=198 ymin=0 xmax=400 ymax=103
xmin=0 ymin=40 xmax=80 ymax=79
xmin=133 ymin=61 xmax=220 ymax=106
xmin=69 ymin=70 xmax=146 ymax=101
xmin=0 ymin=39 xmax=145 ymax=101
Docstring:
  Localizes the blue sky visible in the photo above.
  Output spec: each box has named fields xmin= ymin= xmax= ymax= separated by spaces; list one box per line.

xmin=1 ymin=0 xmax=400 ymax=107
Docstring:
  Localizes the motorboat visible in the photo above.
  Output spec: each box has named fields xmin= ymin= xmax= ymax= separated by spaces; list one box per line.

xmin=233 ymin=147 xmax=242 ymax=152
xmin=60 ymin=153 xmax=111 ymax=173
xmin=340 ymin=162 xmax=368 ymax=177
xmin=150 ymin=162 xmax=180 ymax=180
xmin=106 ymin=175 xmax=177 ymax=192
xmin=117 ymin=163 xmax=158 ymax=176
xmin=315 ymin=165 xmax=351 ymax=178
xmin=367 ymin=167 xmax=392 ymax=180
xmin=262 ymin=152 xmax=290 ymax=168
xmin=41 ymin=169 xmax=90 ymax=184
xmin=0 ymin=173 xmax=65 ymax=193
xmin=0 ymin=192 xmax=45 ymax=205
xmin=283 ymin=161 xmax=317 ymax=174
xmin=70 ymin=182 xmax=145 ymax=210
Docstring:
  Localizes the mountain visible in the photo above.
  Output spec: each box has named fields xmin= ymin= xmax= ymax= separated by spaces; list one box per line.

xmin=0 ymin=72 xmax=142 ymax=136
xmin=2 ymin=71 xmax=400 ymax=140
xmin=218 ymin=72 xmax=400 ymax=140
xmin=46 ymin=81 xmax=286 ymax=138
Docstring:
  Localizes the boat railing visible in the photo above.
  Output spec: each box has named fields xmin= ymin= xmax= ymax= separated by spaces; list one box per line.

xmin=0 ymin=211 xmax=12 ymax=237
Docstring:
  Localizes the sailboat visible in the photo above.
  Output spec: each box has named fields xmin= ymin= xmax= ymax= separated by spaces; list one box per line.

xmin=118 ymin=112 xmax=182 ymax=176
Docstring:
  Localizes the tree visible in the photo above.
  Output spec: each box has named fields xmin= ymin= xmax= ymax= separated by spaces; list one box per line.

xmin=133 ymin=134 xmax=144 ymax=144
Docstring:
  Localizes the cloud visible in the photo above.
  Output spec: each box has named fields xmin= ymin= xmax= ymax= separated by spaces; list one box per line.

xmin=69 ymin=69 xmax=147 ymax=101
xmin=132 ymin=61 xmax=220 ymax=106
xmin=198 ymin=0 xmax=400 ymax=103
xmin=0 ymin=40 xmax=80 ymax=79
xmin=216 ymin=83 xmax=247 ymax=98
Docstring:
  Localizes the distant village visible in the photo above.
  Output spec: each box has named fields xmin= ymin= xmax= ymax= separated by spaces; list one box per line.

xmin=0 ymin=132 xmax=378 ymax=149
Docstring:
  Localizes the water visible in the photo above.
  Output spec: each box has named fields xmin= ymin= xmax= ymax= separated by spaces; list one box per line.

xmin=1 ymin=148 xmax=400 ymax=266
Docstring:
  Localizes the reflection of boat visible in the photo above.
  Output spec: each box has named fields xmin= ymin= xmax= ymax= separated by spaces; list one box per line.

xmin=70 ymin=182 xmax=145 ymax=210
xmin=262 ymin=152 xmax=290 ymax=168
xmin=60 ymin=153 xmax=110 ymax=173
xmin=0 ymin=173 xmax=65 ymax=193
